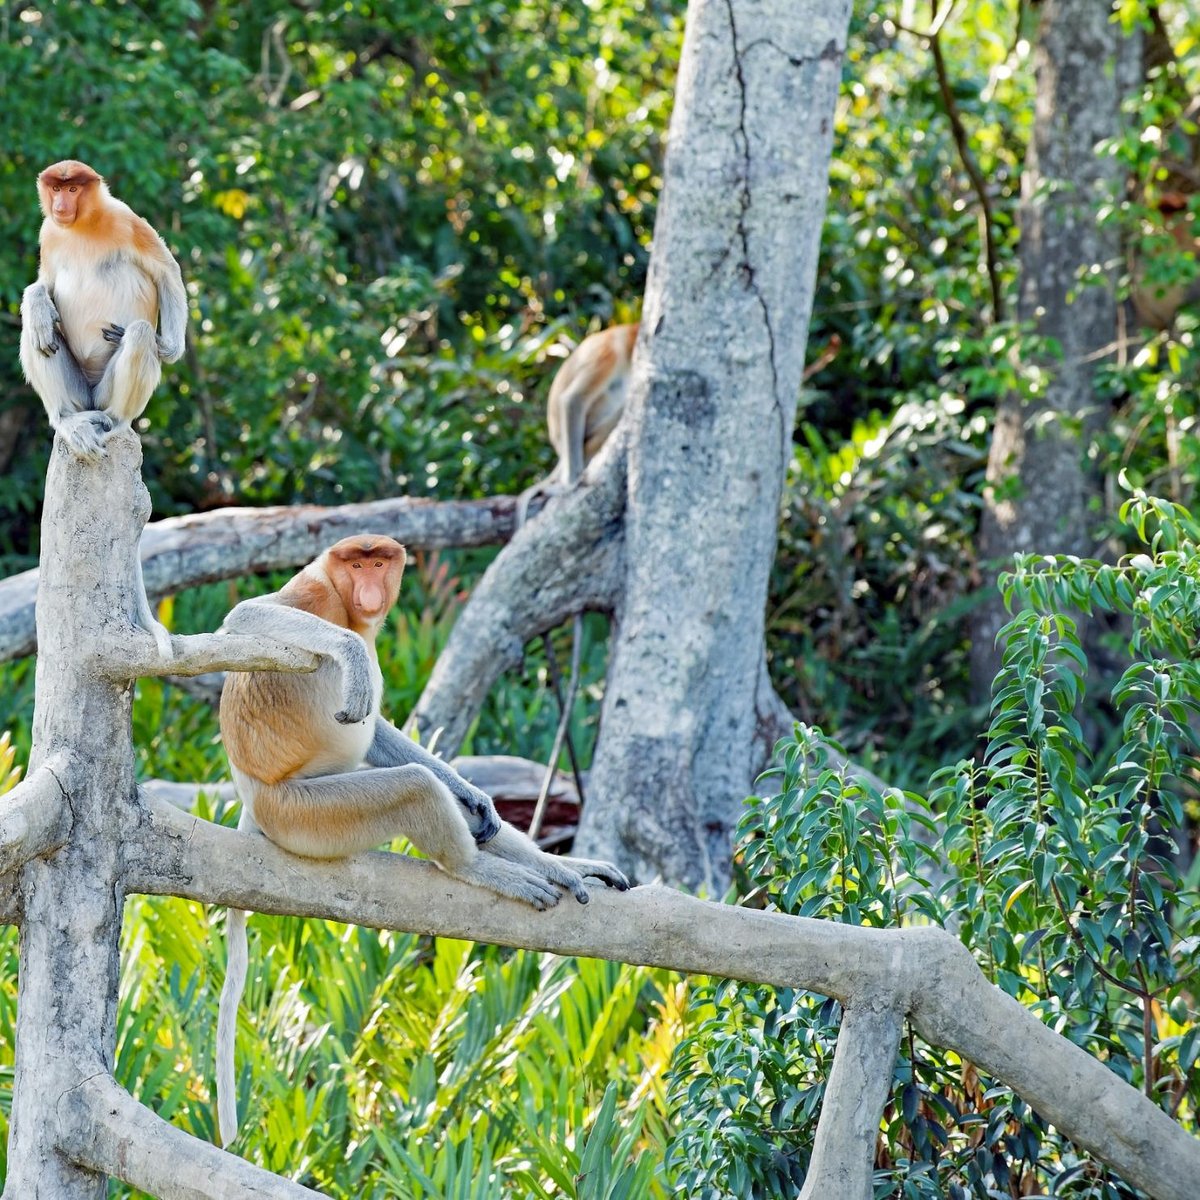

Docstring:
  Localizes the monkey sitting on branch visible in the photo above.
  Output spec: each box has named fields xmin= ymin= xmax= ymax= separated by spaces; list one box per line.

xmin=20 ymin=159 xmax=188 ymax=463
xmin=215 ymin=534 xmax=629 ymax=1145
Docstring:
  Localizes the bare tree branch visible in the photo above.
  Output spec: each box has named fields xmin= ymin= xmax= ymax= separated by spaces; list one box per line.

xmin=798 ymin=1000 xmax=903 ymax=1200
xmin=410 ymin=438 xmax=627 ymax=754
xmin=125 ymin=795 xmax=1200 ymax=1200
xmin=0 ymin=493 xmax=518 ymax=664
xmin=100 ymin=631 xmax=320 ymax=683
xmin=0 ymin=761 xmax=70 ymax=875
xmin=60 ymin=1073 xmax=324 ymax=1199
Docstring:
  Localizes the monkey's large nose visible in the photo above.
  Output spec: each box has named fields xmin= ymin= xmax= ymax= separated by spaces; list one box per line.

xmin=354 ymin=582 xmax=388 ymax=615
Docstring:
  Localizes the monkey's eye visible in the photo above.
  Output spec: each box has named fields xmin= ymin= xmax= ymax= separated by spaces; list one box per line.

xmin=374 ymin=561 xmax=383 ymax=567
xmin=352 ymin=562 xmax=362 ymax=569
xmin=68 ymin=186 xmax=77 ymax=193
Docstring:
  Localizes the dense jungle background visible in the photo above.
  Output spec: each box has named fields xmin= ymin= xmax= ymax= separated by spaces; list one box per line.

xmin=0 ymin=2 xmax=1198 ymax=1196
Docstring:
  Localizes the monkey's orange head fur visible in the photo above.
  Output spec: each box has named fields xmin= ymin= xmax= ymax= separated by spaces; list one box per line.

xmin=37 ymin=160 xmax=106 ymax=227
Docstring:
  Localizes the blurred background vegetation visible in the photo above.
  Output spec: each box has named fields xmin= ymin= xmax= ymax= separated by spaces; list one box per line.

xmin=0 ymin=0 xmax=1198 ymax=1196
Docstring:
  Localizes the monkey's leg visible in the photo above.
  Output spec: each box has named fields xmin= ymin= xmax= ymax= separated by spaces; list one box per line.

xmin=251 ymin=767 xmax=568 ymax=909
xmin=20 ymin=283 xmax=112 ymax=462
xmin=93 ymin=319 xmax=162 ymax=423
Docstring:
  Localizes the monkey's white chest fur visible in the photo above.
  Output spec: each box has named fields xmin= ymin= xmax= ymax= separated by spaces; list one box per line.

xmin=55 ymin=252 xmax=158 ymax=385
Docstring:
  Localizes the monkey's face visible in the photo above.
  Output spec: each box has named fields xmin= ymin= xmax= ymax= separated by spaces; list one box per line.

xmin=41 ymin=181 xmax=89 ymax=227
xmin=36 ymin=161 xmax=102 ymax=227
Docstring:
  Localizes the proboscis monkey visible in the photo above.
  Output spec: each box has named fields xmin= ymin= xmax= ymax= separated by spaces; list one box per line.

xmin=1131 ymin=191 xmax=1200 ymax=331
xmin=525 ymin=322 xmax=639 ymax=520
xmin=20 ymin=160 xmax=188 ymax=462
xmin=215 ymin=535 xmax=628 ymax=1145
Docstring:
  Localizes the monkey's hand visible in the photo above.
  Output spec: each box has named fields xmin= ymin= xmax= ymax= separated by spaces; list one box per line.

xmin=56 ymin=411 xmax=114 ymax=463
xmin=451 ymin=778 xmax=502 ymax=845
xmin=101 ymin=323 xmax=125 ymax=345
xmin=23 ymin=287 xmax=61 ymax=357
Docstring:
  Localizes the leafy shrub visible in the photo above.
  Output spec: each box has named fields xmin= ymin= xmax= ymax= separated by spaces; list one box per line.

xmin=669 ymin=490 xmax=1200 ymax=1199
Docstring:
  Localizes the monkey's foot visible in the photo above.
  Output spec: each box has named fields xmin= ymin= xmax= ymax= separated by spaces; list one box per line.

xmin=564 ymin=857 xmax=631 ymax=892
xmin=57 ymin=410 xmax=114 ymax=463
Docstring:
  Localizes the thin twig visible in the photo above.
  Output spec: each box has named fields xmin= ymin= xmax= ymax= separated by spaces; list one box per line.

xmin=927 ymin=3 xmax=1006 ymax=323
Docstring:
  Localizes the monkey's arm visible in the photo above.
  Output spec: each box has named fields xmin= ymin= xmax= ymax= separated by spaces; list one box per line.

xmin=20 ymin=280 xmax=60 ymax=359
xmin=138 ymin=219 xmax=187 ymax=363
xmin=153 ymin=255 xmax=187 ymax=364
xmin=365 ymin=719 xmax=501 ymax=844
xmin=220 ymin=596 xmax=375 ymax=724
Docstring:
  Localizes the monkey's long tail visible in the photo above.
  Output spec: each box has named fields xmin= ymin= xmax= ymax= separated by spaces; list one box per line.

xmin=216 ymin=905 xmax=248 ymax=1147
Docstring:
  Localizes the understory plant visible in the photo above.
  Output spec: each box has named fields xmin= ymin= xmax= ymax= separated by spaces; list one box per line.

xmin=668 ymin=490 xmax=1200 ymax=1199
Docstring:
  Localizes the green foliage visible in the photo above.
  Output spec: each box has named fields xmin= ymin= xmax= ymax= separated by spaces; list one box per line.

xmin=669 ymin=490 xmax=1200 ymax=1199
xmin=0 ymin=0 xmax=681 ymax=557
xmin=771 ymin=391 xmax=989 ymax=783
xmin=114 ymin=889 xmax=674 ymax=1198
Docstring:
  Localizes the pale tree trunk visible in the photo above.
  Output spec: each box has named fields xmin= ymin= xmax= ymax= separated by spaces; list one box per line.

xmin=574 ymin=0 xmax=851 ymax=889
xmin=1 ymin=430 xmax=322 ymax=1199
xmin=970 ymin=0 xmax=1138 ymax=700
xmin=2 ymin=432 xmax=1198 ymax=1199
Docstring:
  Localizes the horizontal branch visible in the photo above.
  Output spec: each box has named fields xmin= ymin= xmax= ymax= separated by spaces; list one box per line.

xmin=0 ymin=494 xmax=518 ymax=663
xmin=127 ymin=796 xmax=1200 ymax=1200
xmin=129 ymin=795 xmax=910 ymax=992
xmin=60 ymin=1072 xmax=324 ymax=1199
xmin=0 ymin=762 xmax=70 ymax=876
xmin=100 ymin=631 xmax=320 ymax=683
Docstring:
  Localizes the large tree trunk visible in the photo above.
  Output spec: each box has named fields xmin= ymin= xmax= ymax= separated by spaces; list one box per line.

xmin=574 ymin=0 xmax=852 ymax=890
xmin=969 ymin=0 xmax=1137 ymax=701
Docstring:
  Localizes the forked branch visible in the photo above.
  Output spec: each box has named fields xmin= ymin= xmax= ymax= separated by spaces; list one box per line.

xmin=59 ymin=1072 xmax=323 ymax=1199
xmin=410 ymin=437 xmax=627 ymax=753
